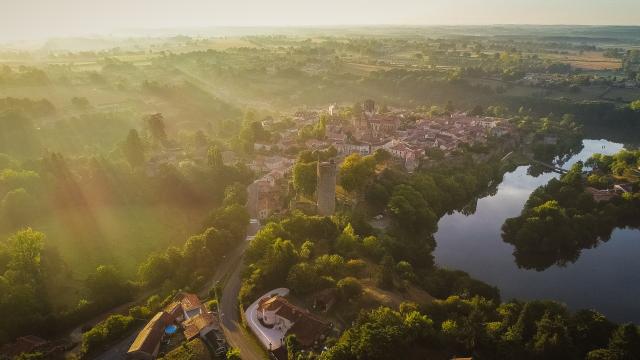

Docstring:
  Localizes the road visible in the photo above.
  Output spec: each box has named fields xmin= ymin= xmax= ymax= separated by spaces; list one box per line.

xmin=90 ymin=220 xmax=263 ymax=360
xmin=66 ymin=289 xmax=156 ymax=358
xmin=219 ymin=220 xmax=267 ymax=360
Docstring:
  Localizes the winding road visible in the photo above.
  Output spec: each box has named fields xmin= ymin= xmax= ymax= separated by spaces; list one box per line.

xmin=85 ymin=219 xmax=264 ymax=360
xmin=219 ymin=219 xmax=267 ymax=360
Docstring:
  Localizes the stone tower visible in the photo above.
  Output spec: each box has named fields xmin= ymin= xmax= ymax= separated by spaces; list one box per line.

xmin=316 ymin=160 xmax=337 ymax=216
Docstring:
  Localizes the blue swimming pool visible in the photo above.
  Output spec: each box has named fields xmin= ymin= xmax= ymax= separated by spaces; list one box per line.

xmin=165 ymin=325 xmax=178 ymax=335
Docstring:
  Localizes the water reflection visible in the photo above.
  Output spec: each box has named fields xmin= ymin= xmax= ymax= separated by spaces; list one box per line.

xmin=434 ymin=139 xmax=640 ymax=323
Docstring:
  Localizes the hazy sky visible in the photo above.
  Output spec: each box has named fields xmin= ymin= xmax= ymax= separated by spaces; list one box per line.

xmin=2 ymin=0 xmax=640 ymax=41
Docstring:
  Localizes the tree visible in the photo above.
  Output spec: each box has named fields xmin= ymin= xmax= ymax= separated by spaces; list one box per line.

xmin=70 ymin=97 xmax=90 ymax=109
xmin=138 ymin=253 xmax=171 ymax=287
xmin=287 ymin=262 xmax=321 ymax=295
xmin=6 ymin=228 xmax=44 ymax=281
xmin=373 ymin=148 xmax=391 ymax=164
xmin=321 ymin=306 xmax=434 ymax=360
xmin=207 ymin=145 xmax=223 ymax=170
xmin=335 ymin=223 xmax=359 ymax=257
xmin=587 ymin=349 xmax=623 ymax=360
xmin=630 ymin=99 xmax=640 ymax=111
xmin=608 ymin=324 xmax=640 ymax=359
xmin=121 ymin=129 xmax=145 ymax=168
xmin=299 ymin=240 xmax=314 ymax=260
xmin=339 ymin=154 xmax=376 ymax=194
xmin=378 ymin=255 xmax=395 ymax=290
xmin=314 ymin=254 xmax=345 ymax=278
xmin=293 ymin=160 xmax=317 ymax=197
xmin=532 ymin=313 xmax=573 ymax=359
xmin=85 ymin=265 xmax=131 ymax=305
xmin=337 ymin=277 xmax=362 ymax=301
xmin=570 ymin=309 xmax=616 ymax=357
xmin=1 ymin=188 xmax=38 ymax=227
xmin=286 ymin=335 xmax=302 ymax=360
xmin=81 ymin=314 xmax=135 ymax=354
xmin=445 ymin=100 xmax=455 ymax=114
xmin=387 ymin=184 xmax=437 ymax=235
xmin=223 ymin=182 xmax=247 ymax=206
xmin=145 ymin=113 xmax=167 ymax=145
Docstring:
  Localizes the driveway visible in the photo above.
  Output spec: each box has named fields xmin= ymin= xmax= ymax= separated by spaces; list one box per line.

xmin=244 ymin=288 xmax=290 ymax=351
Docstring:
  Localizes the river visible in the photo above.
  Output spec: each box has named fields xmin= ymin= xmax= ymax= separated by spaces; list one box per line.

xmin=434 ymin=139 xmax=640 ymax=323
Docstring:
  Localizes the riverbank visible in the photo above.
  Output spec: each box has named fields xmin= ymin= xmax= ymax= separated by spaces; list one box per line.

xmin=435 ymin=139 xmax=640 ymax=323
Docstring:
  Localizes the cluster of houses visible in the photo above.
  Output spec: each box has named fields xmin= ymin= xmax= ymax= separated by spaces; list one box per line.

xmin=246 ymin=156 xmax=294 ymax=220
xmin=313 ymin=102 xmax=513 ymax=172
xmin=127 ymin=293 xmax=220 ymax=360
xmin=141 ymin=101 xmax=514 ymax=222
xmin=245 ymin=101 xmax=514 ymax=219
xmin=520 ymin=72 xmax=639 ymax=89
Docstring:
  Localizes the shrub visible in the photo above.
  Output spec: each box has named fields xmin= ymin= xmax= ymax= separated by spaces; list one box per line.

xmin=81 ymin=314 xmax=135 ymax=355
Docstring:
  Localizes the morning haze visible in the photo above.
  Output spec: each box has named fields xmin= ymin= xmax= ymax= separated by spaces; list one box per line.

xmin=1 ymin=1 xmax=640 ymax=360
xmin=2 ymin=0 xmax=640 ymax=41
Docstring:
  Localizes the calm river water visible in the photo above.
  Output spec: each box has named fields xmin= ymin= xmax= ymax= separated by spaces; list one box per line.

xmin=434 ymin=139 xmax=640 ymax=323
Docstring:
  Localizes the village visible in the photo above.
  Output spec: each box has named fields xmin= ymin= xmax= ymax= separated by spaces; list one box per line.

xmin=98 ymin=100 xmax=516 ymax=360
xmin=243 ymin=99 xmax=515 ymax=220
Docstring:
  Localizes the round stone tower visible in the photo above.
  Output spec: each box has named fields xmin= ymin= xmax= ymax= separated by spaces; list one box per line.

xmin=316 ymin=159 xmax=337 ymax=216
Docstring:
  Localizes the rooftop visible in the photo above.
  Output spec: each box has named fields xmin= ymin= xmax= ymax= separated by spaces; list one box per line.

xmin=128 ymin=311 xmax=174 ymax=355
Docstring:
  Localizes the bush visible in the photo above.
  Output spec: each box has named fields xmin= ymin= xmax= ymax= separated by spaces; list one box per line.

xmin=226 ymin=348 xmax=241 ymax=360
xmin=81 ymin=314 xmax=136 ymax=355
xmin=345 ymin=259 xmax=367 ymax=278
xmin=337 ymin=277 xmax=362 ymax=301
xmin=205 ymin=299 xmax=218 ymax=312
xmin=159 ymin=338 xmax=210 ymax=360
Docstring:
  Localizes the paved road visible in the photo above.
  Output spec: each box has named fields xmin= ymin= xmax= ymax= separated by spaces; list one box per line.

xmin=66 ymin=289 xmax=156 ymax=358
xmin=219 ymin=220 xmax=267 ymax=360
xmin=90 ymin=220 xmax=263 ymax=360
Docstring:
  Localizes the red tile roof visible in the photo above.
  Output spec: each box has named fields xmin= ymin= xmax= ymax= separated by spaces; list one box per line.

xmin=182 ymin=312 xmax=218 ymax=340
xmin=176 ymin=292 xmax=203 ymax=312
xmin=257 ymin=295 xmax=329 ymax=347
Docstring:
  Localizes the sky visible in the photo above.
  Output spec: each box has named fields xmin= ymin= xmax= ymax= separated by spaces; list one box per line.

xmin=1 ymin=0 xmax=640 ymax=41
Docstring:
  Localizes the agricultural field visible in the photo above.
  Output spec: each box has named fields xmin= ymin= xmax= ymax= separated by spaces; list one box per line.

xmin=544 ymin=51 xmax=622 ymax=70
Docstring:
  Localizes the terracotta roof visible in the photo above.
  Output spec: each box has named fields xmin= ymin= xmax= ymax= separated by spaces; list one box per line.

xmin=176 ymin=292 xmax=203 ymax=312
xmin=182 ymin=312 xmax=218 ymax=340
xmin=258 ymin=296 xmax=286 ymax=312
xmin=128 ymin=311 xmax=174 ymax=355
xmin=257 ymin=295 xmax=329 ymax=346
xmin=258 ymin=296 xmax=303 ymax=322
xmin=164 ymin=301 xmax=183 ymax=318
xmin=288 ymin=314 xmax=329 ymax=347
